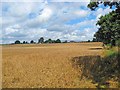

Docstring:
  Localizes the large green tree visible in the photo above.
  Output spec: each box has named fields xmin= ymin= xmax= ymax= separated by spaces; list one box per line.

xmin=15 ymin=40 xmax=21 ymax=44
xmin=55 ymin=39 xmax=61 ymax=43
xmin=30 ymin=40 xmax=34 ymax=44
xmin=44 ymin=39 xmax=53 ymax=43
xmin=38 ymin=37 xmax=44 ymax=44
xmin=88 ymin=0 xmax=120 ymax=45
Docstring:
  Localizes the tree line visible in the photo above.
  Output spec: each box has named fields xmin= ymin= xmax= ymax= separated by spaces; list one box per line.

xmin=14 ymin=37 xmax=98 ymax=44
xmin=14 ymin=37 xmax=68 ymax=44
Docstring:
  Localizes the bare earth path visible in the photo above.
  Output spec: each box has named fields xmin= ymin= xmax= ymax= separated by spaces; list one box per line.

xmin=2 ymin=42 xmax=103 ymax=88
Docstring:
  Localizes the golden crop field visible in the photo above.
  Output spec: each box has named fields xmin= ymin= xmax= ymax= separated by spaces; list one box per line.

xmin=2 ymin=42 xmax=109 ymax=88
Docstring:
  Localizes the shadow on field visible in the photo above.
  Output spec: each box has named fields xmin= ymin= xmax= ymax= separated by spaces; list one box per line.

xmin=89 ymin=47 xmax=103 ymax=50
xmin=71 ymin=54 xmax=119 ymax=88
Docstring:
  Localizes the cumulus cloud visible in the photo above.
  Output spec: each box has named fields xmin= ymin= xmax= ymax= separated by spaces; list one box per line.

xmin=24 ymin=5 xmax=53 ymax=28
xmin=73 ymin=10 xmax=90 ymax=17
xmin=39 ymin=6 xmax=53 ymax=20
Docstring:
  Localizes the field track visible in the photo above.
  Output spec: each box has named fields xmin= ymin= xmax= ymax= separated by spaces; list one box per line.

xmin=2 ymin=42 xmax=103 ymax=88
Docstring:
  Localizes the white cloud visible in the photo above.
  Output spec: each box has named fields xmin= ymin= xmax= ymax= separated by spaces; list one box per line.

xmin=24 ymin=7 xmax=52 ymax=28
xmin=38 ymin=6 xmax=53 ymax=22
xmin=50 ymin=0 xmax=90 ymax=2
xmin=2 ymin=2 xmax=35 ymax=17
xmin=5 ymin=27 xmax=18 ymax=35
xmin=0 ymin=17 xmax=2 ymax=28
xmin=73 ymin=10 xmax=89 ymax=17
xmin=1 ymin=0 xmax=44 ymax=2
xmin=4 ymin=24 xmax=21 ymax=34
xmin=75 ymin=19 xmax=97 ymax=28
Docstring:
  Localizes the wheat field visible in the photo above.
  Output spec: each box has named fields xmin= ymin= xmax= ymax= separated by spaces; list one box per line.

xmin=2 ymin=42 xmax=104 ymax=88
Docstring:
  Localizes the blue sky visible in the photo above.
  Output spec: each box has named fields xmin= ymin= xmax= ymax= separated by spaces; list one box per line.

xmin=1 ymin=0 xmax=112 ymax=44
